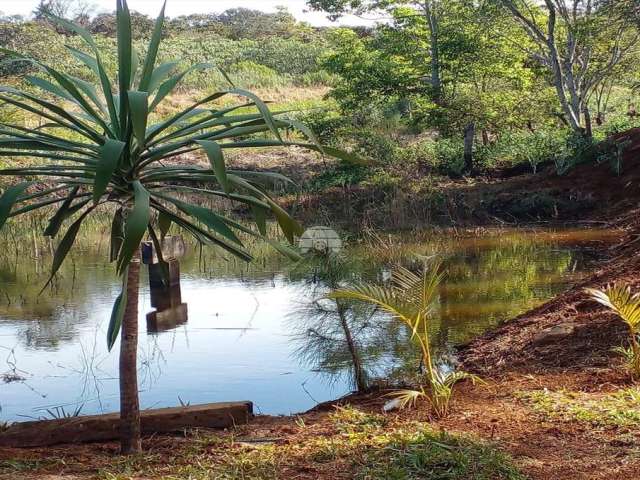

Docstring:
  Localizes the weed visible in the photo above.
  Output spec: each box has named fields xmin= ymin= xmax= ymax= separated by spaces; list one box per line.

xmin=519 ymin=388 xmax=640 ymax=427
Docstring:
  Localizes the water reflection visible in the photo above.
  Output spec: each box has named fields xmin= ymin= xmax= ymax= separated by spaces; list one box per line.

xmin=146 ymin=261 xmax=189 ymax=334
xmin=0 ymin=225 xmax=620 ymax=420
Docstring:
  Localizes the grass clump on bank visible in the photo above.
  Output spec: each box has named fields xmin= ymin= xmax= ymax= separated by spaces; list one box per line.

xmin=519 ymin=388 xmax=640 ymax=428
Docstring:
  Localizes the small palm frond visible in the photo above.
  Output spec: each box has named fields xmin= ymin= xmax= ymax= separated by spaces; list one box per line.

xmin=586 ymin=285 xmax=640 ymax=330
xmin=385 ymin=388 xmax=427 ymax=410
xmin=328 ymin=284 xmax=414 ymax=327
xmin=438 ymin=370 xmax=482 ymax=388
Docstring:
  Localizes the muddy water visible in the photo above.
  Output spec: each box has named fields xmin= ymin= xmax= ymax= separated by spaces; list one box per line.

xmin=0 ymin=227 xmax=619 ymax=421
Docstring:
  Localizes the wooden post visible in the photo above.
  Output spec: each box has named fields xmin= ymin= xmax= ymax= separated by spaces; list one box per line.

xmin=0 ymin=402 xmax=253 ymax=448
xmin=142 ymin=236 xmax=188 ymax=334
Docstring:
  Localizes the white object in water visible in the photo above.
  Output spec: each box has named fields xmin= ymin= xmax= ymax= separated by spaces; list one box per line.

xmin=298 ymin=226 xmax=343 ymax=254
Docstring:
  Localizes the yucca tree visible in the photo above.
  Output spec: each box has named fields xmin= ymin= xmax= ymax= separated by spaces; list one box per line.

xmin=586 ymin=284 xmax=640 ymax=377
xmin=327 ymin=262 xmax=478 ymax=418
xmin=0 ymin=1 xmax=353 ymax=453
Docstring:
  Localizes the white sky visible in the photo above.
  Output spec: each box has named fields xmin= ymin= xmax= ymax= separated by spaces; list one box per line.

xmin=0 ymin=0 xmax=378 ymax=26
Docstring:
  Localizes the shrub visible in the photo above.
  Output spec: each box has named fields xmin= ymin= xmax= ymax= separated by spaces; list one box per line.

xmin=309 ymin=163 xmax=371 ymax=191
xmin=476 ymin=129 xmax=570 ymax=172
xmin=296 ymin=108 xmax=349 ymax=144
xmin=328 ymin=262 xmax=479 ymax=418
xmin=226 ymin=61 xmax=287 ymax=89
xmin=399 ymin=137 xmax=465 ymax=177
xmin=295 ymin=69 xmax=336 ymax=87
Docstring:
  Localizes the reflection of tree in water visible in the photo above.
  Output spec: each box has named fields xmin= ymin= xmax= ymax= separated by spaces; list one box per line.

xmin=289 ymin=233 xmax=588 ymax=388
xmin=288 ymin=253 xmax=383 ymax=392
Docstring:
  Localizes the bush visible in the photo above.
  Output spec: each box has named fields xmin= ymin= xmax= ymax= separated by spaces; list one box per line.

xmin=226 ymin=61 xmax=287 ymax=89
xmin=398 ymin=138 xmax=466 ymax=177
xmin=295 ymin=70 xmax=336 ymax=87
xmin=473 ymin=129 xmax=574 ymax=173
xmin=352 ymin=128 xmax=398 ymax=165
xmin=597 ymin=114 xmax=640 ymax=138
xmin=309 ymin=163 xmax=371 ymax=190
xmin=296 ymin=108 xmax=349 ymax=144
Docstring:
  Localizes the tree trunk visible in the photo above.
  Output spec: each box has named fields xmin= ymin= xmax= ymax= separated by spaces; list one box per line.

xmin=481 ymin=129 xmax=490 ymax=146
xmin=463 ymin=122 xmax=475 ymax=174
xmin=119 ymin=248 xmax=141 ymax=454
xmin=583 ymin=106 xmax=593 ymax=139
xmin=424 ymin=1 xmax=442 ymax=104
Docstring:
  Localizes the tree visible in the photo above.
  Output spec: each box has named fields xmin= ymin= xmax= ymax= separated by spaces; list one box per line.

xmin=217 ymin=7 xmax=301 ymax=40
xmin=321 ymin=2 xmax=542 ymax=172
xmin=496 ymin=0 xmax=640 ymax=138
xmin=33 ymin=0 xmax=95 ymax=31
xmin=308 ymin=0 xmax=446 ymax=103
xmin=0 ymin=0 xmax=352 ymax=453
xmin=33 ymin=0 xmax=73 ymax=20
xmin=89 ymin=11 xmax=155 ymax=39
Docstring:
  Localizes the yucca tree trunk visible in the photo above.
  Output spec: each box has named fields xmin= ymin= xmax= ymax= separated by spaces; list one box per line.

xmin=119 ymin=248 xmax=142 ymax=454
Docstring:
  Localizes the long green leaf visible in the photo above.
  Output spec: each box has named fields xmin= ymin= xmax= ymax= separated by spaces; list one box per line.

xmin=94 ymin=139 xmax=126 ymax=203
xmin=138 ymin=1 xmax=166 ymax=92
xmin=151 ymin=202 xmax=252 ymax=261
xmin=0 ymin=182 xmax=31 ymax=230
xmin=251 ymin=204 xmax=268 ymax=236
xmin=117 ymin=180 xmax=149 ymax=274
xmin=158 ymin=210 xmax=172 ymax=239
xmin=149 ymin=63 xmax=215 ymax=110
xmin=229 ymin=88 xmax=283 ymax=142
xmin=110 ymin=208 xmax=125 ymax=262
xmin=117 ymin=0 xmax=133 ymax=134
xmin=197 ymin=140 xmax=230 ymax=193
xmin=45 ymin=13 xmax=98 ymax=51
xmin=42 ymin=206 xmax=94 ymax=291
xmin=44 ymin=186 xmax=80 ymax=237
xmin=154 ymin=193 xmax=241 ymax=245
xmin=147 ymin=61 xmax=179 ymax=93
xmin=227 ymin=174 xmax=302 ymax=243
xmin=107 ymin=269 xmax=128 ymax=350
xmin=128 ymin=91 xmax=149 ymax=148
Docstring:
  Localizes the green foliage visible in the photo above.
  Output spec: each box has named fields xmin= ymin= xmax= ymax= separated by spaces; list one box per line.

xmin=586 ymin=284 xmax=640 ymax=377
xmin=520 ymin=388 xmax=640 ymax=428
xmin=295 ymin=107 xmax=348 ymax=144
xmin=329 ymin=406 xmax=524 ymax=480
xmin=328 ymin=261 xmax=479 ymax=418
xmin=310 ymin=163 xmax=371 ymax=190
xmin=226 ymin=61 xmax=286 ymax=89
xmin=0 ymin=17 xmax=328 ymax=93
xmin=477 ymin=129 xmax=570 ymax=172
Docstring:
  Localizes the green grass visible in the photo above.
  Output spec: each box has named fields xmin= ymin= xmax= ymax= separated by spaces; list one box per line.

xmin=0 ymin=458 xmax=64 ymax=474
xmin=519 ymin=388 xmax=640 ymax=428
xmin=0 ymin=407 xmax=524 ymax=480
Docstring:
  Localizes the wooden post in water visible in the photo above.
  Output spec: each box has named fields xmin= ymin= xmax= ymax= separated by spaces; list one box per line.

xmin=141 ymin=236 xmax=188 ymax=333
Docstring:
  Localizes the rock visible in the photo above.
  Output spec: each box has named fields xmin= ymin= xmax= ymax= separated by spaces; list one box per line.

xmin=532 ymin=323 xmax=576 ymax=346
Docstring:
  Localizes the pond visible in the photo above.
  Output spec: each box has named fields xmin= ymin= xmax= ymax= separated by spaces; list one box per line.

xmin=0 ymin=226 xmax=619 ymax=422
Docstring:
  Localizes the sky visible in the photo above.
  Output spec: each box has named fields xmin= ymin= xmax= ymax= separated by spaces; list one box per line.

xmin=0 ymin=0 xmax=379 ymax=26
